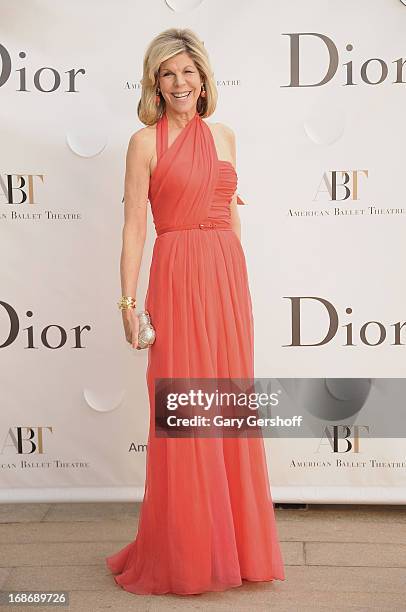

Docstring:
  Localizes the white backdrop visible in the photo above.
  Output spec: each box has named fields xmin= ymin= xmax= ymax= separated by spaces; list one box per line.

xmin=1 ymin=0 xmax=405 ymax=503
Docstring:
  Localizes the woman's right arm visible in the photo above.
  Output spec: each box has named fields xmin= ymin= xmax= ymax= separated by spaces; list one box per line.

xmin=120 ymin=128 xmax=152 ymax=348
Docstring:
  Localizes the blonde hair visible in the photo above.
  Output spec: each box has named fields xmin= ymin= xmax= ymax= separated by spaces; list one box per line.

xmin=138 ymin=28 xmax=217 ymax=125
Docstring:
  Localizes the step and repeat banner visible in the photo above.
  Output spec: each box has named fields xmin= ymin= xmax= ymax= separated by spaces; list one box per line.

xmin=1 ymin=0 xmax=405 ymax=503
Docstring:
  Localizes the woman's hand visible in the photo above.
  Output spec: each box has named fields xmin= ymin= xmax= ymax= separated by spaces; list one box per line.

xmin=122 ymin=308 xmax=140 ymax=349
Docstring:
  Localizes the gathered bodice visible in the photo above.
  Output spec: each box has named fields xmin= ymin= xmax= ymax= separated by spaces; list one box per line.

xmin=147 ymin=111 xmax=237 ymax=236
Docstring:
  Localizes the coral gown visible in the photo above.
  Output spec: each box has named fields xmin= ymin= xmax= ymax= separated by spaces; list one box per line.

xmin=105 ymin=110 xmax=285 ymax=595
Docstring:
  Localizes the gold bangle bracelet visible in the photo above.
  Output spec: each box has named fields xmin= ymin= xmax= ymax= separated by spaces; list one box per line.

xmin=117 ymin=296 xmax=137 ymax=310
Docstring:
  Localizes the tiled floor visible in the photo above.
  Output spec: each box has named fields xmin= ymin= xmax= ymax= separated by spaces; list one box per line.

xmin=0 ymin=502 xmax=405 ymax=611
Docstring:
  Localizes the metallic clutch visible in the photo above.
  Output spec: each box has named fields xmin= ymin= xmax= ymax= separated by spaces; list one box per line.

xmin=136 ymin=310 xmax=156 ymax=350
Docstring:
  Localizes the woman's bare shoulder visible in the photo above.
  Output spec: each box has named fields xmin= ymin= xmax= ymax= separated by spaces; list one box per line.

xmin=126 ymin=125 xmax=156 ymax=166
xmin=128 ymin=124 xmax=155 ymax=148
xmin=206 ymin=120 xmax=235 ymax=138
xmin=204 ymin=120 xmax=236 ymax=163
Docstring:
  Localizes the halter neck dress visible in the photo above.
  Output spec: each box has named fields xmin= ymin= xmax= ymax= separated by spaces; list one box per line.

xmin=106 ymin=110 xmax=285 ymax=595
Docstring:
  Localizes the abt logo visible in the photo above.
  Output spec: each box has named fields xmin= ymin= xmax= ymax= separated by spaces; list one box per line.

xmin=1 ymin=426 xmax=53 ymax=454
xmin=314 ymin=170 xmax=369 ymax=202
xmin=318 ymin=425 xmax=370 ymax=453
xmin=0 ymin=173 xmax=44 ymax=204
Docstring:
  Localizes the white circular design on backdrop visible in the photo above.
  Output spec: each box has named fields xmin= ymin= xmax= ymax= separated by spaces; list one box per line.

xmin=303 ymin=105 xmax=346 ymax=145
xmin=66 ymin=124 xmax=107 ymax=158
xmin=165 ymin=0 xmax=205 ymax=11
xmin=65 ymin=97 xmax=108 ymax=157
xmin=83 ymin=386 xmax=125 ymax=413
xmin=326 ymin=378 xmax=371 ymax=405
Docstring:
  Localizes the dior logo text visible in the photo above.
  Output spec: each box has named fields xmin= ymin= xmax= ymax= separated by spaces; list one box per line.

xmin=282 ymin=33 xmax=406 ymax=87
xmin=0 ymin=301 xmax=91 ymax=349
xmin=0 ymin=43 xmax=85 ymax=92
xmin=284 ymin=297 xmax=406 ymax=347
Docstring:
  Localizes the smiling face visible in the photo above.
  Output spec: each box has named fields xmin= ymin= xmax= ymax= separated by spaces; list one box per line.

xmin=158 ymin=51 xmax=202 ymax=116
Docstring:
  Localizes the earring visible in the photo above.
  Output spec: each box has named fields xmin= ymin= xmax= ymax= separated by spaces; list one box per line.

xmin=200 ymin=83 xmax=206 ymax=98
xmin=155 ymin=87 xmax=161 ymax=105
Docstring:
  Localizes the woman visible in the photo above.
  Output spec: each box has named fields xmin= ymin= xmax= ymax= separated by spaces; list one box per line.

xmin=106 ymin=27 xmax=285 ymax=596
